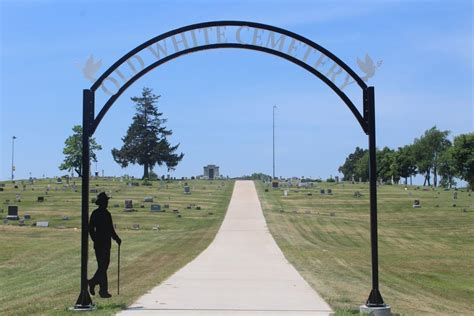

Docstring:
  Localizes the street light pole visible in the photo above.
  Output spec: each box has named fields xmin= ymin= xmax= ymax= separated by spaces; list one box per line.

xmin=11 ymin=136 xmax=17 ymax=181
xmin=272 ymin=105 xmax=277 ymax=180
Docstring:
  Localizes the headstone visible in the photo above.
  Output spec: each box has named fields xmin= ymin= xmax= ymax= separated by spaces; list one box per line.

xmin=164 ymin=204 xmax=170 ymax=209
xmin=18 ymin=219 xmax=25 ymax=226
xmin=15 ymin=194 xmax=21 ymax=202
xmin=90 ymin=188 xmax=98 ymax=193
xmin=196 ymin=206 xmax=201 ymax=210
xmin=453 ymin=192 xmax=458 ymax=200
xmin=24 ymin=214 xmax=31 ymax=219
xmin=320 ymin=189 xmax=325 ymax=195
xmin=131 ymin=182 xmax=140 ymax=186
xmin=150 ymin=204 xmax=162 ymax=212
xmin=330 ymin=212 xmax=336 ymax=217
xmin=36 ymin=221 xmax=49 ymax=227
xmin=413 ymin=200 xmax=421 ymax=208
xmin=0 ymin=188 xmax=3 ymax=192
xmin=144 ymin=196 xmax=154 ymax=202
xmin=265 ymin=189 xmax=269 ymax=192
xmin=152 ymin=225 xmax=160 ymax=230
xmin=124 ymin=200 xmax=134 ymax=212
xmin=272 ymin=181 xmax=279 ymax=188
xmin=56 ymin=178 xmax=62 ymax=184
xmin=327 ymin=189 xmax=333 ymax=195
xmin=7 ymin=206 xmax=20 ymax=220
xmin=62 ymin=216 xmax=69 ymax=220
xmin=3 ymin=219 xmax=8 ymax=224
xmin=0 ymin=184 xmax=5 ymax=187
xmin=183 ymin=186 xmax=191 ymax=194
xmin=354 ymin=191 xmax=361 ymax=198
xmin=284 ymin=190 xmax=288 ymax=197
xmin=131 ymin=223 xmax=140 ymax=230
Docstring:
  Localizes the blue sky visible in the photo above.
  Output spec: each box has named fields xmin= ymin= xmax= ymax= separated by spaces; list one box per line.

xmin=1 ymin=0 xmax=472 ymax=181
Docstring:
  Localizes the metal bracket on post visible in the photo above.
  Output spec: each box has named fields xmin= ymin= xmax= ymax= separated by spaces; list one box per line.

xmin=360 ymin=87 xmax=390 ymax=315
xmin=71 ymin=89 xmax=95 ymax=311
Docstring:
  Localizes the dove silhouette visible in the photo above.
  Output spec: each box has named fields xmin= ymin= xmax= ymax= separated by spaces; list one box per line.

xmin=82 ymin=55 xmax=102 ymax=82
xmin=357 ymin=53 xmax=381 ymax=82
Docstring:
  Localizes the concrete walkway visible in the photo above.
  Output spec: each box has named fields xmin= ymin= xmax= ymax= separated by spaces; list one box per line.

xmin=118 ymin=180 xmax=332 ymax=315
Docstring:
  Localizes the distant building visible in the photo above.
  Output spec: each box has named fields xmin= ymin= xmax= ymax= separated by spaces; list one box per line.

xmin=203 ymin=165 xmax=219 ymax=180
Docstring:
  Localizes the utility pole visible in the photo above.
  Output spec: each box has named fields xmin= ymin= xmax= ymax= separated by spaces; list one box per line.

xmin=11 ymin=136 xmax=17 ymax=181
xmin=273 ymin=105 xmax=277 ymax=180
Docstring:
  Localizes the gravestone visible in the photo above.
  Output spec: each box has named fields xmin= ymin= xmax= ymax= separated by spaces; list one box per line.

xmin=19 ymin=219 xmax=25 ymax=226
xmin=327 ymin=189 xmax=333 ymax=195
xmin=144 ymin=196 xmax=154 ymax=202
xmin=131 ymin=223 xmax=140 ymax=230
xmin=124 ymin=200 xmax=134 ymax=212
xmin=150 ymin=204 xmax=162 ymax=212
xmin=164 ymin=204 xmax=170 ymax=209
xmin=7 ymin=206 xmax=20 ymax=220
xmin=284 ymin=190 xmax=288 ymax=197
xmin=183 ymin=186 xmax=191 ymax=194
xmin=90 ymin=188 xmax=98 ymax=193
xmin=0 ymin=184 xmax=4 ymax=187
xmin=0 ymin=188 xmax=3 ymax=192
xmin=24 ymin=214 xmax=31 ymax=219
xmin=196 ymin=206 xmax=201 ymax=210
xmin=62 ymin=216 xmax=69 ymax=220
xmin=131 ymin=182 xmax=140 ymax=186
xmin=320 ymin=189 xmax=325 ymax=195
xmin=272 ymin=181 xmax=279 ymax=188
xmin=413 ymin=200 xmax=421 ymax=208
xmin=36 ymin=221 xmax=49 ymax=227
xmin=354 ymin=191 xmax=361 ymax=198
xmin=453 ymin=192 xmax=458 ymax=200
xmin=56 ymin=178 xmax=62 ymax=184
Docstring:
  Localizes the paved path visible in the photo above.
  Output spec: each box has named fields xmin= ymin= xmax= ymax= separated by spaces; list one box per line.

xmin=118 ymin=180 xmax=332 ymax=315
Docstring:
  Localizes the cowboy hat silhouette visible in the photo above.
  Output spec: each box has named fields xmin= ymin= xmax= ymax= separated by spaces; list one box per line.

xmin=95 ymin=192 xmax=110 ymax=206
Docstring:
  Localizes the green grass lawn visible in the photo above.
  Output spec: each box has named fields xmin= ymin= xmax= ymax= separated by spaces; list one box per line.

xmin=256 ymin=181 xmax=474 ymax=315
xmin=0 ymin=178 xmax=234 ymax=315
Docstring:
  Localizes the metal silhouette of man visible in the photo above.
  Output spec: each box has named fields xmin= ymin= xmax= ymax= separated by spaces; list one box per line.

xmin=88 ymin=192 xmax=121 ymax=298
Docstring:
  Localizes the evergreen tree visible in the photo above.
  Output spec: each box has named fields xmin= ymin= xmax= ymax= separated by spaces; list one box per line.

xmin=59 ymin=125 xmax=102 ymax=177
xmin=112 ymin=87 xmax=184 ymax=179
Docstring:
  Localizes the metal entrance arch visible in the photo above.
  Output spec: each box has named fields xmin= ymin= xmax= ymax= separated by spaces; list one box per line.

xmin=75 ymin=20 xmax=386 ymax=310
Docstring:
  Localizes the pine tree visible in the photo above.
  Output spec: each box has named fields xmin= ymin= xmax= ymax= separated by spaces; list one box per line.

xmin=112 ymin=87 xmax=184 ymax=179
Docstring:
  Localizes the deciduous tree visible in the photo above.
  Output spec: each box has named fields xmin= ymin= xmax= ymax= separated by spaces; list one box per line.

xmin=59 ymin=125 xmax=102 ymax=177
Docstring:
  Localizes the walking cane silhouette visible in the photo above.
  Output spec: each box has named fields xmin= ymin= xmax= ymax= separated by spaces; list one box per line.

xmin=118 ymin=244 xmax=120 ymax=295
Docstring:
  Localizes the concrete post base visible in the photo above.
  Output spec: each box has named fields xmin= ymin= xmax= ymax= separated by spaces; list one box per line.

xmin=360 ymin=304 xmax=391 ymax=315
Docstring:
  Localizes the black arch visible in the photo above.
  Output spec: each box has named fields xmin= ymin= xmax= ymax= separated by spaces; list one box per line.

xmin=89 ymin=20 xmax=369 ymax=135
xmin=76 ymin=20 xmax=386 ymax=310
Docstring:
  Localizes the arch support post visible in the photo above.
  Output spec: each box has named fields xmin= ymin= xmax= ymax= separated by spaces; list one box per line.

xmin=361 ymin=87 xmax=390 ymax=314
xmin=73 ymin=89 xmax=95 ymax=310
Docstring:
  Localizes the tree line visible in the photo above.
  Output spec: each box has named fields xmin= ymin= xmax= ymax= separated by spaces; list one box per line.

xmin=338 ymin=127 xmax=473 ymax=188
